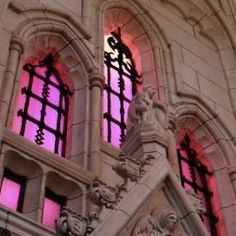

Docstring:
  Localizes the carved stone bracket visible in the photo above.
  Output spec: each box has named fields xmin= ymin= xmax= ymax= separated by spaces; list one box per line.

xmin=56 ymin=208 xmax=94 ymax=236
xmin=88 ymin=177 xmax=125 ymax=210
xmin=112 ymin=152 xmax=155 ymax=187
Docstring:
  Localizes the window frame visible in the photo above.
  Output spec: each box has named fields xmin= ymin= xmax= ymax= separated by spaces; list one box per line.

xmin=41 ymin=187 xmax=66 ymax=229
xmin=103 ymin=27 xmax=142 ymax=145
xmin=15 ymin=54 xmax=72 ymax=157
xmin=177 ymin=134 xmax=218 ymax=235
xmin=0 ymin=168 xmax=26 ymax=212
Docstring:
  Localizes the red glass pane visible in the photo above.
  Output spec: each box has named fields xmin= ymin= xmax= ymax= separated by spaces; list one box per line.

xmin=111 ymin=95 xmax=121 ymax=121
xmin=0 ymin=177 xmax=21 ymax=211
xmin=35 ymin=66 xmax=47 ymax=77
xmin=110 ymin=70 xmax=120 ymax=94
xmin=111 ymin=122 xmax=121 ymax=147
xmin=48 ymin=83 xmax=60 ymax=106
xmin=123 ymin=76 xmax=132 ymax=100
xmin=28 ymin=98 xmax=42 ymax=120
xmin=31 ymin=76 xmax=44 ymax=97
xmin=45 ymin=106 xmax=58 ymax=129
xmin=42 ymin=197 xmax=61 ymax=229
xmin=181 ymin=160 xmax=192 ymax=181
xmin=50 ymin=74 xmax=59 ymax=85
xmin=43 ymin=130 xmax=56 ymax=152
xmin=24 ymin=121 xmax=38 ymax=142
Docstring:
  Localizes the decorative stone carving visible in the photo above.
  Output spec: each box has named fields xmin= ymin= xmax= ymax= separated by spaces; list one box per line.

xmin=186 ymin=190 xmax=205 ymax=214
xmin=132 ymin=207 xmax=178 ymax=236
xmin=88 ymin=177 xmax=125 ymax=209
xmin=112 ymin=152 xmax=155 ymax=186
xmin=56 ymin=208 xmax=93 ymax=236
xmin=127 ymin=84 xmax=164 ymax=131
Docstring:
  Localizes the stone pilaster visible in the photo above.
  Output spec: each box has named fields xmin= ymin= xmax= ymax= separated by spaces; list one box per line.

xmin=0 ymin=35 xmax=24 ymax=126
xmin=88 ymin=70 xmax=104 ymax=174
xmin=166 ymin=128 xmax=180 ymax=177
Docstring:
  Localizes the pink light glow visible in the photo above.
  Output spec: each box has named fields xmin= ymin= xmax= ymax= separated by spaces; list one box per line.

xmin=12 ymin=68 xmax=61 ymax=154
xmin=103 ymin=35 xmax=134 ymax=147
xmin=176 ymin=130 xmax=227 ymax=235
xmin=42 ymin=197 xmax=61 ymax=229
xmin=0 ymin=177 xmax=21 ymax=210
xmin=111 ymin=123 xmax=121 ymax=147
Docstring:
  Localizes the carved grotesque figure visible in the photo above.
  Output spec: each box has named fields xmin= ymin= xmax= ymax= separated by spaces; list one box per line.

xmin=159 ymin=210 xmax=178 ymax=234
xmin=127 ymin=84 xmax=160 ymax=131
xmin=56 ymin=208 xmax=92 ymax=236
xmin=132 ymin=207 xmax=178 ymax=236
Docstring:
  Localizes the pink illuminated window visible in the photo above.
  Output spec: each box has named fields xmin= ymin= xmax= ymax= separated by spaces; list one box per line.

xmin=12 ymin=54 xmax=72 ymax=157
xmin=42 ymin=188 xmax=66 ymax=229
xmin=0 ymin=169 xmax=25 ymax=211
xmin=177 ymin=134 xmax=218 ymax=235
xmin=103 ymin=27 xmax=142 ymax=147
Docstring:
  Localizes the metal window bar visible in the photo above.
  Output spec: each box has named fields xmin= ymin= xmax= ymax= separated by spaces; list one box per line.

xmin=177 ymin=134 xmax=218 ymax=235
xmin=104 ymin=27 xmax=142 ymax=144
xmin=17 ymin=54 xmax=72 ymax=157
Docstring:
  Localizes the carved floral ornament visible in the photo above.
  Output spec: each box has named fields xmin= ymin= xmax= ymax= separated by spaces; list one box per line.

xmin=132 ymin=207 xmax=179 ymax=236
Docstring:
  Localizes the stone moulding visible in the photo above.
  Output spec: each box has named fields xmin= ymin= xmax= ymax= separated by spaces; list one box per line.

xmin=92 ymin=157 xmax=209 ymax=236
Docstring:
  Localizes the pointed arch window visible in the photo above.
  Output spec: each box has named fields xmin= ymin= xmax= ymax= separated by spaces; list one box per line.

xmin=12 ymin=54 xmax=72 ymax=157
xmin=177 ymin=134 xmax=218 ymax=235
xmin=103 ymin=27 xmax=142 ymax=146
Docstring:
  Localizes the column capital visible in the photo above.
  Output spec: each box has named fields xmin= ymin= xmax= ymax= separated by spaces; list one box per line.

xmin=88 ymin=70 xmax=105 ymax=89
xmin=9 ymin=35 xmax=25 ymax=54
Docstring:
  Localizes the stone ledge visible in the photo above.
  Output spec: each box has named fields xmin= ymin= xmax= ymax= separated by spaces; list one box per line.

xmin=0 ymin=206 xmax=53 ymax=236
xmin=2 ymin=128 xmax=93 ymax=185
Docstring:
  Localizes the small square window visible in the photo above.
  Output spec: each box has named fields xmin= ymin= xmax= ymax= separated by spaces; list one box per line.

xmin=42 ymin=188 xmax=66 ymax=229
xmin=0 ymin=169 xmax=26 ymax=211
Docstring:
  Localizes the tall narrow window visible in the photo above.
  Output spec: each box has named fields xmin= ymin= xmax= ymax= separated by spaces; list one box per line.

xmin=42 ymin=188 xmax=66 ymax=229
xmin=103 ymin=27 xmax=142 ymax=146
xmin=177 ymin=134 xmax=218 ymax=235
xmin=0 ymin=169 xmax=26 ymax=211
xmin=12 ymin=54 xmax=72 ymax=157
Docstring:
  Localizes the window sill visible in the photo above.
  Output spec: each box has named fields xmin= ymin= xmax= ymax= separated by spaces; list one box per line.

xmin=2 ymin=128 xmax=94 ymax=185
xmin=0 ymin=205 xmax=54 ymax=235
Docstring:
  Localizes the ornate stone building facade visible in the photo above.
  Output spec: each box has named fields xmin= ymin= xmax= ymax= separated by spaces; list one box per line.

xmin=0 ymin=0 xmax=236 ymax=235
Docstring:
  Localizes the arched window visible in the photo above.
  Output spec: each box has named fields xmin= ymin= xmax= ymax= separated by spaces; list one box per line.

xmin=103 ymin=27 xmax=142 ymax=146
xmin=12 ymin=54 xmax=72 ymax=157
xmin=177 ymin=134 xmax=218 ymax=235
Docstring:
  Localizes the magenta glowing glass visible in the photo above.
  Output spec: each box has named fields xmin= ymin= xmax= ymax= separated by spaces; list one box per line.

xmin=42 ymin=197 xmax=61 ymax=229
xmin=0 ymin=177 xmax=21 ymax=210
xmin=111 ymin=123 xmax=121 ymax=147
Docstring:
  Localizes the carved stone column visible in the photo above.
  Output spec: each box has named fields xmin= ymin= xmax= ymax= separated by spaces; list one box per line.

xmin=88 ymin=71 xmax=104 ymax=174
xmin=166 ymin=128 xmax=180 ymax=177
xmin=0 ymin=35 xmax=24 ymax=135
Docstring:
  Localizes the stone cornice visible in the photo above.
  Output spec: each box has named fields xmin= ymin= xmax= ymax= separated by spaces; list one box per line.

xmin=2 ymin=128 xmax=93 ymax=185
